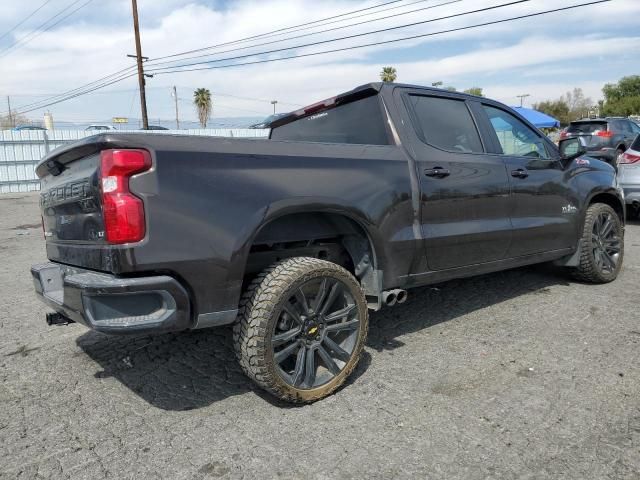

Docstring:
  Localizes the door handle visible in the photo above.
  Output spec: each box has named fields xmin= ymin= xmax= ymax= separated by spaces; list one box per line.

xmin=511 ymin=169 xmax=529 ymax=179
xmin=424 ymin=167 xmax=450 ymax=178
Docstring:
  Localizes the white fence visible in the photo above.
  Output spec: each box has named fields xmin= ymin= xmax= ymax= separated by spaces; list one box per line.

xmin=0 ymin=128 xmax=269 ymax=194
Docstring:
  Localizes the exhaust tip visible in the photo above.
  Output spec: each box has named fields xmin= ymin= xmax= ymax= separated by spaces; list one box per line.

xmin=382 ymin=291 xmax=397 ymax=307
xmin=395 ymin=290 xmax=408 ymax=304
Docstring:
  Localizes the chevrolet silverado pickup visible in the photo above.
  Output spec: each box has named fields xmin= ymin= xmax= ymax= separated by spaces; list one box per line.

xmin=31 ymin=83 xmax=625 ymax=403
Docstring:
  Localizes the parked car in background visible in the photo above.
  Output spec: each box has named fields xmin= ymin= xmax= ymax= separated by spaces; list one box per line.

xmin=560 ymin=117 xmax=640 ymax=166
xmin=85 ymin=125 xmax=116 ymax=132
xmin=13 ymin=125 xmax=46 ymax=131
xmin=617 ymin=134 xmax=640 ymax=219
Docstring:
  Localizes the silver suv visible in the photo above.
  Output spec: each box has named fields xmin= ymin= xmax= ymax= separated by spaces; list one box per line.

xmin=618 ymin=134 xmax=640 ymax=219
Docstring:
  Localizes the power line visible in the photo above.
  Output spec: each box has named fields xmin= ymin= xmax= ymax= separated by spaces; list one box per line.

xmin=0 ymin=0 xmax=95 ymax=58
xmin=152 ymin=0 xmax=405 ymax=62
xmin=14 ymin=71 xmax=138 ymax=115
xmin=149 ymin=0 xmax=610 ymax=76
xmin=146 ymin=0 xmax=463 ymax=69
xmin=3 ymin=0 xmax=402 ymax=114
xmin=8 ymin=0 xmax=610 ymax=116
xmin=0 ymin=0 xmax=53 ymax=43
xmin=146 ymin=0 xmax=532 ymax=73
xmin=6 ymin=65 xmax=137 ymax=113
xmin=148 ymin=0 xmax=435 ymax=64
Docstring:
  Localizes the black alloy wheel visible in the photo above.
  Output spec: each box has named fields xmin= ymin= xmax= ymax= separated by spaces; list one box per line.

xmin=234 ymin=257 xmax=368 ymax=403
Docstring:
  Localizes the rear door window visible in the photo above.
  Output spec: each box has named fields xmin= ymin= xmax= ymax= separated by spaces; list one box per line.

xmin=270 ymin=95 xmax=390 ymax=145
xmin=482 ymin=105 xmax=549 ymax=159
xmin=405 ymin=95 xmax=484 ymax=153
xmin=567 ymin=122 xmax=608 ymax=134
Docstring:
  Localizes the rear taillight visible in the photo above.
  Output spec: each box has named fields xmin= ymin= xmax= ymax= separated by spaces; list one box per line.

xmin=100 ymin=149 xmax=152 ymax=244
xmin=595 ymin=130 xmax=614 ymax=138
xmin=619 ymin=152 xmax=640 ymax=164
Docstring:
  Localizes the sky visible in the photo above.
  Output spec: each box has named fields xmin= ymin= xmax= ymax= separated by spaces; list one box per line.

xmin=0 ymin=0 xmax=638 ymax=126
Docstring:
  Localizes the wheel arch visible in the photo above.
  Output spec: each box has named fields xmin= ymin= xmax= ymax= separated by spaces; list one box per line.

xmin=587 ymin=190 xmax=625 ymax=225
xmin=233 ymin=202 xmax=386 ymax=301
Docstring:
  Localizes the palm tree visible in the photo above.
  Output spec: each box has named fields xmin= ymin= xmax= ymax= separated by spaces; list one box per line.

xmin=380 ymin=67 xmax=397 ymax=83
xmin=193 ymin=88 xmax=212 ymax=128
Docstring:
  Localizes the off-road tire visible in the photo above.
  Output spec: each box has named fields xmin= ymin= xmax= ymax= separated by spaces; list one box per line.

xmin=233 ymin=257 xmax=369 ymax=403
xmin=570 ymin=203 xmax=624 ymax=283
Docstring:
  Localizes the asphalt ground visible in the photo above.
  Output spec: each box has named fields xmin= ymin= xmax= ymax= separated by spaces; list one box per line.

xmin=1 ymin=193 xmax=638 ymax=479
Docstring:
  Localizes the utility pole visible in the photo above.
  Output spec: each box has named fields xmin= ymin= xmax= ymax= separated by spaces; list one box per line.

xmin=172 ymin=86 xmax=179 ymax=129
xmin=271 ymin=100 xmax=278 ymax=114
xmin=517 ymin=94 xmax=530 ymax=107
xmin=6 ymin=96 xmax=13 ymax=128
xmin=131 ymin=0 xmax=148 ymax=130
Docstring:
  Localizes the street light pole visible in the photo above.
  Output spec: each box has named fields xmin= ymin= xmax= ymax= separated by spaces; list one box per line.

xmin=131 ymin=0 xmax=149 ymax=130
xmin=6 ymin=96 xmax=13 ymax=128
xmin=271 ymin=100 xmax=277 ymax=114
xmin=517 ymin=94 xmax=530 ymax=107
xmin=172 ymin=86 xmax=180 ymax=129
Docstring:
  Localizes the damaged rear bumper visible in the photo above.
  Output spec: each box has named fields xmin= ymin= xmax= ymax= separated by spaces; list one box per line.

xmin=31 ymin=262 xmax=191 ymax=334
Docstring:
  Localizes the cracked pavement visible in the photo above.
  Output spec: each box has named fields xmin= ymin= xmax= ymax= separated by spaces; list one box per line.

xmin=1 ymin=193 xmax=639 ymax=479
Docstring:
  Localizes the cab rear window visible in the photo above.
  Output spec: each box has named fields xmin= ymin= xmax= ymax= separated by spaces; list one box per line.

xmin=270 ymin=95 xmax=390 ymax=145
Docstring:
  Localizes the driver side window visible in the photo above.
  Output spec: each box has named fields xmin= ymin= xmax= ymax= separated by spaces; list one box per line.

xmin=483 ymin=105 xmax=549 ymax=159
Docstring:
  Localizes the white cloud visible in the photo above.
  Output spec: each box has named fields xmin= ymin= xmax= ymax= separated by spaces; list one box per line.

xmin=0 ymin=0 xmax=638 ymax=122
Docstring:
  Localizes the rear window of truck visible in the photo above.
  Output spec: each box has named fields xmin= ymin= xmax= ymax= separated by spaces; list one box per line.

xmin=270 ymin=95 xmax=390 ymax=145
xmin=567 ymin=122 xmax=608 ymax=134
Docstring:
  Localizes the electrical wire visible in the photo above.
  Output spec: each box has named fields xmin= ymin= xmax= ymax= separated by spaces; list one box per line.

xmin=0 ymin=0 xmax=53 ymax=43
xmin=4 ymin=0 xmax=405 ymax=114
xmin=146 ymin=0 xmax=533 ymax=73
xmin=152 ymin=0 xmax=406 ymax=62
xmin=148 ymin=0 xmax=610 ymax=76
xmin=145 ymin=0 xmax=463 ymax=69
xmin=0 ymin=0 xmax=95 ymax=58
xmin=8 ymin=0 xmax=611 ymax=115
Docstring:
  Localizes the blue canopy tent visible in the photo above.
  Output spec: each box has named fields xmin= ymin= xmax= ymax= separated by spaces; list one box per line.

xmin=510 ymin=106 xmax=560 ymax=129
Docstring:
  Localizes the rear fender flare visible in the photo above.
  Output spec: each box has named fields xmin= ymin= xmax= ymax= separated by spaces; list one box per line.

xmin=227 ymin=196 xmax=386 ymax=287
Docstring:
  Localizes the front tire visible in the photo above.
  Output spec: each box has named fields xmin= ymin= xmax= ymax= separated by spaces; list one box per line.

xmin=571 ymin=203 xmax=624 ymax=283
xmin=233 ymin=257 xmax=369 ymax=403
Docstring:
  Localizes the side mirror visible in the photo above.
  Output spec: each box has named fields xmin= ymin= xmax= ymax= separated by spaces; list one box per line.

xmin=559 ymin=137 xmax=587 ymax=161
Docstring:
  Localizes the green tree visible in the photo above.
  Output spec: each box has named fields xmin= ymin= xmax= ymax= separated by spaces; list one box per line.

xmin=533 ymin=99 xmax=571 ymax=126
xmin=602 ymin=75 xmax=640 ymax=116
xmin=379 ymin=66 xmax=397 ymax=83
xmin=445 ymin=86 xmax=457 ymax=92
xmin=193 ymin=88 xmax=212 ymax=128
xmin=463 ymin=87 xmax=483 ymax=97
xmin=533 ymin=88 xmax=593 ymax=126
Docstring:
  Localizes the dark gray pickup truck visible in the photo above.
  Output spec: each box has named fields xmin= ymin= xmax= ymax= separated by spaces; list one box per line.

xmin=31 ymin=82 xmax=625 ymax=403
